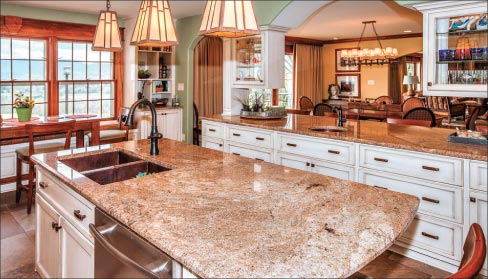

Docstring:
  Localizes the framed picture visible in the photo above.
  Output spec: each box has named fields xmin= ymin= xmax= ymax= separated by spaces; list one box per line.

xmin=335 ymin=48 xmax=360 ymax=72
xmin=336 ymin=74 xmax=361 ymax=98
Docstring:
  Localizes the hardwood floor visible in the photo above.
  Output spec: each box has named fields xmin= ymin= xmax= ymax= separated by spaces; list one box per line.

xmin=0 ymin=191 xmax=483 ymax=278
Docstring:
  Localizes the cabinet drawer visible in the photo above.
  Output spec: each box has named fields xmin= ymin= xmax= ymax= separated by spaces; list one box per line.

xmin=227 ymin=143 xmax=273 ymax=163
xmin=470 ymin=160 xmax=487 ymax=192
xmin=202 ymin=137 xmax=224 ymax=152
xmin=37 ymin=170 xmax=94 ymax=240
xmin=202 ymin=121 xmax=224 ymax=139
xmin=227 ymin=125 xmax=273 ymax=149
xmin=278 ymin=133 xmax=355 ymax=165
xmin=359 ymin=170 xmax=463 ymax=223
xmin=360 ymin=145 xmax=462 ymax=186
xmin=399 ymin=217 xmax=463 ymax=260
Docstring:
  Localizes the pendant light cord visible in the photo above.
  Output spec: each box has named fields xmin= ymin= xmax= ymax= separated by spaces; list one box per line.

xmin=356 ymin=23 xmax=367 ymax=49
xmin=106 ymin=0 xmax=111 ymax=11
xmin=371 ymin=22 xmax=386 ymax=55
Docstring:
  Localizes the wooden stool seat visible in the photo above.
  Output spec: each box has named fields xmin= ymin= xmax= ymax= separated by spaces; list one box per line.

xmin=16 ymin=142 xmax=67 ymax=158
xmin=88 ymin=129 xmax=127 ymax=142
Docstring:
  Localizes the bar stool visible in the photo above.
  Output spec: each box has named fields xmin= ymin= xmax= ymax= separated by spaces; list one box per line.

xmin=15 ymin=120 xmax=75 ymax=214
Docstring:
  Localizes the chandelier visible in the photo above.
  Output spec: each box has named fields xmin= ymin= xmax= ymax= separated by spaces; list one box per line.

xmin=341 ymin=21 xmax=398 ymax=66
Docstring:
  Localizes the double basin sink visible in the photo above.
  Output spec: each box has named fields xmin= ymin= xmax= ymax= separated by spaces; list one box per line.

xmin=60 ymin=151 xmax=171 ymax=185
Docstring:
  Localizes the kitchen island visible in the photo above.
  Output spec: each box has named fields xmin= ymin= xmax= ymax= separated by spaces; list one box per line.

xmin=32 ymin=139 xmax=419 ymax=278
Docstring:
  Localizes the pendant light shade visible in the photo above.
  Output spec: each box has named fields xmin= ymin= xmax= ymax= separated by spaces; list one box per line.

xmin=130 ymin=0 xmax=179 ymax=47
xmin=198 ymin=0 xmax=260 ymax=38
xmin=92 ymin=0 xmax=122 ymax=51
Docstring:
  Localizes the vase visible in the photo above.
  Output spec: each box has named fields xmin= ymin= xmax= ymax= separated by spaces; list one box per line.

xmin=16 ymin=107 xmax=33 ymax=122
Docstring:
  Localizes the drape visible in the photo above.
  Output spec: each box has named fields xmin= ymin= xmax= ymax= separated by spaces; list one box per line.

xmin=293 ymin=44 xmax=324 ymax=109
xmin=388 ymin=57 xmax=407 ymax=104
xmin=193 ymin=37 xmax=223 ymax=117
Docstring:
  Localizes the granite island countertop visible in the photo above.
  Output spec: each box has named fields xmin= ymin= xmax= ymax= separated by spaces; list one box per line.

xmin=32 ymin=139 xmax=419 ymax=278
xmin=201 ymin=114 xmax=488 ymax=161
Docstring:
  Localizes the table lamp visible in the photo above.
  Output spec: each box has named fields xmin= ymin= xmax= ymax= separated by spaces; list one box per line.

xmin=403 ymin=75 xmax=420 ymax=97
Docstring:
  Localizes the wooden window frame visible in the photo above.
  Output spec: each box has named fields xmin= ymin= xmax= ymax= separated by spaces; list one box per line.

xmin=0 ymin=16 xmax=124 ymax=119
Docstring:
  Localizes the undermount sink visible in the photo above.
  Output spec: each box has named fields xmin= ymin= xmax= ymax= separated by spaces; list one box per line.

xmin=309 ymin=126 xmax=348 ymax=132
xmin=60 ymin=151 xmax=171 ymax=185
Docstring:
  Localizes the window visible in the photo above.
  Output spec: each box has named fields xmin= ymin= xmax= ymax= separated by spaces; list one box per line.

xmin=1 ymin=38 xmax=48 ymax=118
xmin=279 ymin=54 xmax=293 ymax=108
xmin=57 ymin=41 xmax=115 ymax=117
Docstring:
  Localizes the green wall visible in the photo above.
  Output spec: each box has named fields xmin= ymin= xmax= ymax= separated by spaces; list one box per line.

xmin=0 ymin=3 xmax=124 ymax=26
xmin=175 ymin=1 xmax=291 ymax=143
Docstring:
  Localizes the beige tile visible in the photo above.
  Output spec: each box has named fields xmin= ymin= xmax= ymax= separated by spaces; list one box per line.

xmin=0 ymin=262 xmax=39 ymax=279
xmin=0 ymin=233 xmax=35 ymax=274
xmin=25 ymin=229 xmax=36 ymax=243
xmin=11 ymin=206 xmax=36 ymax=233
xmin=388 ymin=252 xmax=452 ymax=278
xmin=1 ymin=211 xmax=24 ymax=240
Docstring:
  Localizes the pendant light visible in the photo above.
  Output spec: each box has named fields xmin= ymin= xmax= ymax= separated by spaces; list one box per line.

xmin=130 ymin=0 xmax=179 ymax=47
xmin=198 ymin=0 xmax=260 ymax=38
xmin=92 ymin=0 xmax=122 ymax=52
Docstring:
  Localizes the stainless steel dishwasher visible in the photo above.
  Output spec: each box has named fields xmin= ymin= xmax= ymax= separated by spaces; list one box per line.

xmin=89 ymin=208 xmax=172 ymax=278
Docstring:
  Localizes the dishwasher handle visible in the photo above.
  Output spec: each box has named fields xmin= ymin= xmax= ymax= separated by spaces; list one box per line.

xmin=89 ymin=224 xmax=160 ymax=279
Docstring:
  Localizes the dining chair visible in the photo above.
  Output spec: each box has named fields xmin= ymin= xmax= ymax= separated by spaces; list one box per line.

xmin=402 ymin=97 xmax=425 ymax=112
xmin=447 ymin=223 xmax=486 ymax=279
xmin=16 ymin=120 xmax=75 ymax=214
xmin=299 ymin=96 xmax=314 ymax=112
xmin=386 ymin=117 xmax=432 ymax=127
xmin=313 ymin=103 xmax=334 ymax=116
xmin=374 ymin=96 xmax=394 ymax=105
xmin=88 ymin=107 xmax=129 ymax=145
xmin=466 ymin=105 xmax=488 ymax=131
xmin=403 ymin=107 xmax=437 ymax=127
xmin=193 ymin=103 xmax=202 ymax=145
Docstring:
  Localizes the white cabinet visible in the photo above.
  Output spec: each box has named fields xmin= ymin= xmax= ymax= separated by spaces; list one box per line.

xmin=135 ymin=108 xmax=182 ymax=141
xmin=414 ymin=1 xmax=487 ymax=97
xmin=36 ymin=168 xmax=95 ymax=278
xmin=469 ymin=190 xmax=487 ymax=275
xmin=231 ymin=27 xmax=286 ymax=89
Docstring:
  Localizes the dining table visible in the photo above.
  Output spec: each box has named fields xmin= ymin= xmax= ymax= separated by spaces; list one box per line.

xmin=346 ymin=108 xmax=403 ymax=121
xmin=0 ymin=114 xmax=104 ymax=147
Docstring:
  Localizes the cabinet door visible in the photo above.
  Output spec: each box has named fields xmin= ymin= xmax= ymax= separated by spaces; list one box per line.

xmin=312 ymin=160 xmax=355 ymax=181
xmin=469 ymin=191 xmax=487 ymax=274
xmin=36 ymin=195 xmax=61 ymax=278
xmin=276 ymin=152 xmax=311 ymax=172
xmin=60 ymin=217 xmax=94 ymax=279
xmin=162 ymin=110 xmax=182 ymax=141
xmin=201 ymin=137 xmax=224 ymax=151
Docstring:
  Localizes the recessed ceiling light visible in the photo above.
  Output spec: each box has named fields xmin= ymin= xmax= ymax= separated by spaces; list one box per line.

xmin=403 ymin=30 xmax=412 ymax=33
xmin=333 ymin=37 xmax=339 ymax=40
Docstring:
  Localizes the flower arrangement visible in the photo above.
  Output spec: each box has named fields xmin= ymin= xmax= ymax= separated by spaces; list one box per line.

xmin=13 ymin=93 xmax=35 ymax=109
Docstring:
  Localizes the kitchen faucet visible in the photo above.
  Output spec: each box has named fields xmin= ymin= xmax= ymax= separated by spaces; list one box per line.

xmin=125 ymin=98 xmax=162 ymax=155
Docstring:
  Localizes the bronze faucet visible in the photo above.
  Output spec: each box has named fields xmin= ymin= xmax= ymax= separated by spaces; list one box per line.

xmin=125 ymin=98 xmax=162 ymax=155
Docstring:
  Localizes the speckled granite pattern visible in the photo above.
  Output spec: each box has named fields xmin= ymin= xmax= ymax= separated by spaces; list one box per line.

xmin=32 ymin=140 xmax=419 ymax=278
xmin=201 ymin=114 xmax=488 ymax=161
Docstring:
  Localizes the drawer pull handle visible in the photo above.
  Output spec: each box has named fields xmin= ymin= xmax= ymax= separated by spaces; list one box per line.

xmin=209 ymin=128 xmax=216 ymax=132
xmin=422 ymin=197 xmax=440 ymax=204
xmin=74 ymin=210 xmax=86 ymax=221
xmin=256 ymin=137 xmax=265 ymax=141
xmin=161 ymin=113 xmax=167 ymax=115
xmin=52 ymin=222 xmax=62 ymax=232
xmin=374 ymin=185 xmax=387 ymax=190
xmin=306 ymin=162 xmax=310 ymax=167
xmin=219 ymin=144 xmax=223 ymax=147
xmin=232 ymin=133 xmax=241 ymax=137
xmin=286 ymin=143 xmax=297 ymax=147
xmin=427 ymin=82 xmax=432 ymax=86
xmin=421 ymin=232 xmax=439 ymax=240
xmin=255 ymin=158 xmax=264 ymax=161
xmin=422 ymin=165 xmax=439 ymax=172
xmin=470 ymin=197 xmax=476 ymax=203
xmin=374 ymin=157 xmax=388 ymax=163
xmin=39 ymin=182 xmax=48 ymax=188
xmin=328 ymin=150 xmax=340 ymax=155
xmin=311 ymin=163 xmax=315 ymax=168
xmin=232 ymin=153 xmax=240 ymax=156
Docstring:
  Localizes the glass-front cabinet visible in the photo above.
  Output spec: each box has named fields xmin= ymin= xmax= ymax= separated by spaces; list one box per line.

xmin=416 ymin=1 xmax=487 ymax=97
xmin=235 ymin=37 xmax=263 ymax=85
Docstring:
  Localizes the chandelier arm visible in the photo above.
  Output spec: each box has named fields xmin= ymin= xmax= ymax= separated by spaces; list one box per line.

xmin=357 ymin=23 xmax=367 ymax=49
xmin=371 ymin=22 xmax=386 ymax=55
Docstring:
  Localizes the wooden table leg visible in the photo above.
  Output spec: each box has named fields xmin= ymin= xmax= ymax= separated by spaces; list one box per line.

xmin=75 ymin=130 xmax=84 ymax=148
xmin=90 ymin=122 xmax=101 ymax=146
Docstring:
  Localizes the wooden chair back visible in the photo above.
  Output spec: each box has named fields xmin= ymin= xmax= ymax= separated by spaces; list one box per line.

xmin=374 ymin=96 xmax=394 ymax=105
xmin=466 ymin=105 xmax=488 ymax=130
xmin=313 ymin=103 xmax=334 ymax=116
xmin=299 ymin=96 xmax=314 ymax=111
xmin=24 ymin=120 xmax=76 ymax=157
xmin=387 ymin=118 xmax=431 ymax=127
xmin=403 ymin=107 xmax=436 ymax=127
xmin=402 ymin=97 xmax=425 ymax=112
xmin=448 ymin=223 xmax=486 ymax=279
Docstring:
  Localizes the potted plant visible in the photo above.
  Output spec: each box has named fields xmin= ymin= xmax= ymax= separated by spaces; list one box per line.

xmin=138 ymin=69 xmax=151 ymax=79
xmin=13 ymin=93 xmax=35 ymax=122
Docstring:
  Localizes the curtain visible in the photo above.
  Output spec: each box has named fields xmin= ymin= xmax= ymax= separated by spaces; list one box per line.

xmin=293 ymin=44 xmax=324 ymax=109
xmin=193 ymin=37 xmax=223 ymax=117
xmin=388 ymin=57 xmax=407 ymax=104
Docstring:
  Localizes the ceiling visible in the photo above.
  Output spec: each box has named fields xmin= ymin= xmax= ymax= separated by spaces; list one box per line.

xmin=3 ymin=1 xmax=422 ymax=40
xmin=286 ymin=1 xmax=423 ymax=41
xmin=1 ymin=0 xmax=206 ymax=20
